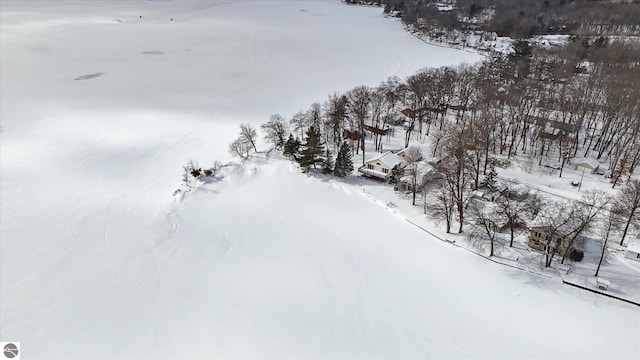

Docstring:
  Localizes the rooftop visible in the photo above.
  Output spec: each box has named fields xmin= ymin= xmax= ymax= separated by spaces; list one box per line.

xmin=574 ymin=157 xmax=600 ymax=169
xmin=366 ymin=151 xmax=404 ymax=169
xmin=627 ymin=238 xmax=640 ymax=254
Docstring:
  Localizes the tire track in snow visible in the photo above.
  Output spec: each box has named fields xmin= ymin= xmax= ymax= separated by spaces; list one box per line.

xmin=252 ymin=262 xmax=469 ymax=358
xmin=344 ymin=185 xmax=475 ymax=353
xmin=152 ymin=247 xmax=169 ymax=302
xmin=103 ymin=217 xmax=183 ymax=359
xmin=151 ymin=249 xmax=292 ymax=358
xmin=325 ymin=223 xmax=374 ymax=351
xmin=277 ymin=215 xmax=338 ymax=348
xmin=68 ymin=151 xmax=109 ymax=257
xmin=69 ymin=195 xmax=107 ymax=257
xmin=155 ymin=211 xmax=181 ymax=248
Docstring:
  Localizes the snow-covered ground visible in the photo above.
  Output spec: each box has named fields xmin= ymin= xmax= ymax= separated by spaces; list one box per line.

xmin=1 ymin=0 xmax=638 ymax=358
xmin=354 ymin=126 xmax=640 ymax=302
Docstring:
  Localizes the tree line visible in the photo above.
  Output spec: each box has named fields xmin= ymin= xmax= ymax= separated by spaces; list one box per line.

xmin=375 ymin=0 xmax=640 ymax=39
xmin=217 ymin=35 xmax=638 ymax=269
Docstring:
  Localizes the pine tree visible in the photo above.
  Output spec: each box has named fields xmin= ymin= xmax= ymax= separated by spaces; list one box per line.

xmin=283 ymin=133 xmax=301 ymax=159
xmin=486 ymin=162 xmax=497 ymax=190
xmin=321 ymin=149 xmax=334 ymax=174
xmin=334 ymin=142 xmax=354 ymax=177
xmin=297 ymin=126 xmax=324 ymax=172
xmin=389 ymin=166 xmax=403 ymax=184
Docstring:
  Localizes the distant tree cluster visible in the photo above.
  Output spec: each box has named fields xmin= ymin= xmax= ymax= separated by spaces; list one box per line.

xmin=375 ymin=0 xmax=640 ymax=39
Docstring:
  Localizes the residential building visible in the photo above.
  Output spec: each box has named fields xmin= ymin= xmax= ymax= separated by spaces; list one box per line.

xmin=528 ymin=226 xmax=572 ymax=256
xmin=358 ymin=151 xmax=404 ymax=181
xmin=573 ymin=157 xmax=600 ymax=174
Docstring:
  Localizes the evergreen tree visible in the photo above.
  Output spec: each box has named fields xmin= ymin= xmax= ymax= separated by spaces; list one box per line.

xmin=509 ymin=39 xmax=532 ymax=79
xmin=389 ymin=165 xmax=403 ymax=184
xmin=334 ymin=142 xmax=354 ymax=178
xmin=321 ymin=149 xmax=334 ymax=174
xmin=283 ymin=133 xmax=301 ymax=159
xmin=297 ymin=126 xmax=324 ymax=172
xmin=486 ymin=162 xmax=497 ymax=190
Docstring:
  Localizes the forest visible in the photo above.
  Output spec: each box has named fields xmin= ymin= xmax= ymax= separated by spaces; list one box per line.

xmin=375 ymin=0 xmax=640 ymax=38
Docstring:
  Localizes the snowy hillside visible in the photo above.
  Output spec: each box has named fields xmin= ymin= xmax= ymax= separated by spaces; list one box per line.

xmin=1 ymin=0 xmax=638 ymax=358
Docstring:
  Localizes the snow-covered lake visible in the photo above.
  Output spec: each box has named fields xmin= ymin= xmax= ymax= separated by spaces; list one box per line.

xmin=1 ymin=1 xmax=637 ymax=358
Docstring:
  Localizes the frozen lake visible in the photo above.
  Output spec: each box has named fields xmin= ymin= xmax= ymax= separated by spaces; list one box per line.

xmin=4 ymin=1 xmax=636 ymax=359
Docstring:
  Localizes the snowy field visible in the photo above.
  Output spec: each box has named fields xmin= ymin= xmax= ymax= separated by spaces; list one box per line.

xmin=1 ymin=0 xmax=638 ymax=358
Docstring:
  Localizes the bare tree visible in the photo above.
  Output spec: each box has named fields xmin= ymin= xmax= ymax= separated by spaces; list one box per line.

xmin=537 ymin=201 xmax=573 ymax=268
xmin=525 ymin=191 xmax=544 ymax=222
xmin=560 ymin=190 xmax=610 ymax=264
xmin=307 ymin=102 xmax=323 ymax=131
xmin=420 ymin=171 xmax=439 ymax=215
xmin=229 ymin=138 xmax=250 ymax=160
xmin=403 ymin=146 xmax=423 ymax=206
xmin=239 ymin=123 xmax=258 ymax=153
xmin=437 ymin=125 xmax=472 ymax=233
xmin=261 ymin=114 xmax=289 ymax=150
xmin=495 ymin=188 xmax=540 ymax=248
xmin=182 ymin=160 xmax=200 ymax=189
xmin=468 ymin=202 xmax=502 ymax=257
xmin=612 ymin=179 xmax=640 ymax=245
xmin=406 ymin=69 xmax=431 ymax=138
xmin=369 ymin=87 xmax=389 ymax=152
xmin=595 ymin=211 xmax=620 ymax=277
xmin=347 ymin=86 xmax=371 ymax=163
xmin=325 ymin=92 xmax=348 ymax=149
xmin=290 ymin=110 xmax=308 ymax=139
xmin=429 ymin=183 xmax=456 ymax=234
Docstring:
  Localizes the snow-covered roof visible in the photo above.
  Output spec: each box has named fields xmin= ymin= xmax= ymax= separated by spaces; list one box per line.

xmin=509 ymin=184 xmax=528 ymax=195
xmin=627 ymin=238 xmax=640 ymax=254
xmin=416 ymin=161 xmax=434 ymax=174
xmin=365 ymin=151 xmax=404 ymax=169
xmin=399 ymin=162 xmax=435 ymax=183
xmin=574 ymin=157 xmax=599 ymax=169
xmin=529 ymin=218 xmax=574 ymax=237
xmin=396 ymin=148 xmax=423 ymax=161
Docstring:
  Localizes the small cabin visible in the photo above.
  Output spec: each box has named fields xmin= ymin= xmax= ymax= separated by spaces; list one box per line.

xmin=574 ymin=157 xmax=600 ymax=174
xmin=596 ymin=278 xmax=610 ymax=291
xmin=625 ymin=238 xmax=640 ymax=262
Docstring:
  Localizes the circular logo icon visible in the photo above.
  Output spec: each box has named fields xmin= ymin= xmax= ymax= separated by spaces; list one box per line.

xmin=3 ymin=343 xmax=19 ymax=359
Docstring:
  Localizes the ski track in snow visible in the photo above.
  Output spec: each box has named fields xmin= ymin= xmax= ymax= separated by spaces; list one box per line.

xmin=69 ymin=151 xmax=109 ymax=257
xmin=103 ymin=225 xmax=182 ymax=359
xmin=277 ymin=215 xmax=338 ymax=348
xmin=151 ymin=246 xmax=292 ymax=358
xmin=272 ymin=209 xmax=462 ymax=356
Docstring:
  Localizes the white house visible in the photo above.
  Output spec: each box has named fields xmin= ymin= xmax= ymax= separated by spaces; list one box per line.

xmin=396 ymin=161 xmax=437 ymax=191
xmin=574 ymin=157 xmax=600 ymax=174
xmin=358 ymin=151 xmax=404 ymax=181
xmin=395 ymin=147 xmax=423 ymax=163
xmin=625 ymin=238 xmax=640 ymax=262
